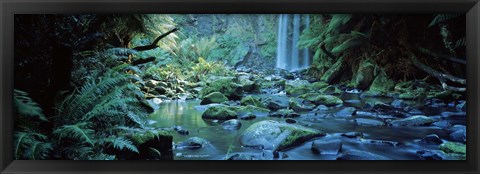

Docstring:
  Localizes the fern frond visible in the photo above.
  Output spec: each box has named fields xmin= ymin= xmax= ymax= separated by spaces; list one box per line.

xmin=14 ymin=89 xmax=47 ymax=121
xmin=53 ymin=122 xmax=95 ymax=146
xmin=105 ymin=136 xmax=139 ymax=153
xmin=428 ymin=14 xmax=461 ymax=28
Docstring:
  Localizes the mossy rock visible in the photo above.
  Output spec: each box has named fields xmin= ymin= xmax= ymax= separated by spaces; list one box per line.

xmin=285 ymin=79 xmax=312 ymax=96
xmin=299 ymin=93 xmax=343 ymax=106
xmin=122 ymin=129 xmax=173 ymax=160
xmin=130 ymin=129 xmax=172 ymax=145
xmin=241 ymin=120 xmax=325 ymax=151
xmin=289 ymin=98 xmax=315 ymax=112
xmin=201 ymin=105 xmax=237 ymax=120
xmin=311 ymin=81 xmax=329 ymax=90
xmin=200 ymin=77 xmax=243 ymax=100
xmin=200 ymin=92 xmax=229 ymax=105
xmin=240 ymin=95 xmax=266 ymax=108
xmin=319 ymin=85 xmax=342 ymax=95
xmin=229 ymin=105 xmax=270 ymax=117
xmin=351 ymin=59 xmax=376 ymax=90
xmin=268 ymin=109 xmax=300 ymax=118
xmin=440 ymin=142 xmax=466 ymax=154
xmin=320 ymin=56 xmax=345 ymax=83
xmin=363 ymin=69 xmax=395 ymax=97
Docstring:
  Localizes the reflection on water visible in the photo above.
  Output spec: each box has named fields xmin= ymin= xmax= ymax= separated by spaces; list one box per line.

xmin=149 ymin=95 xmax=464 ymax=160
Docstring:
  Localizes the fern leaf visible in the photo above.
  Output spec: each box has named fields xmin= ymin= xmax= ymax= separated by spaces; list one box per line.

xmin=107 ymin=136 xmax=139 ymax=153
xmin=14 ymin=89 xmax=47 ymax=121
xmin=53 ymin=122 xmax=95 ymax=146
xmin=428 ymin=14 xmax=461 ymax=28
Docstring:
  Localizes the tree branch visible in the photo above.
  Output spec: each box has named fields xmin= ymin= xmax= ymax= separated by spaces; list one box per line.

xmin=132 ymin=28 xmax=178 ymax=51
xmin=409 ymin=53 xmax=466 ymax=92
xmin=418 ymin=47 xmax=466 ymax=65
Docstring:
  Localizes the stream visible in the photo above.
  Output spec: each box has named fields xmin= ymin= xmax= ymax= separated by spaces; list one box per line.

xmin=148 ymin=92 xmax=465 ymax=160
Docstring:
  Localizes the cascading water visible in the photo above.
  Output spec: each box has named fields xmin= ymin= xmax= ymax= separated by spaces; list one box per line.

xmin=276 ymin=14 xmax=311 ymax=71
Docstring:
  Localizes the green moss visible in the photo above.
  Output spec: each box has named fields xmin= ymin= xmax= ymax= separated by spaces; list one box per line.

xmin=440 ymin=142 xmax=466 ymax=154
xmin=240 ymin=95 xmax=266 ymax=108
xmin=131 ymin=130 xmax=172 ymax=145
xmin=278 ymin=127 xmax=323 ymax=150
xmin=201 ymin=106 xmax=237 ymax=120
xmin=200 ymin=78 xmax=243 ymax=100
xmin=200 ymin=92 xmax=228 ymax=105
xmin=230 ymin=105 xmax=270 ymax=116
xmin=363 ymin=69 xmax=395 ymax=97
xmin=320 ymin=57 xmax=345 ymax=83
xmin=299 ymin=93 xmax=343 ymax=106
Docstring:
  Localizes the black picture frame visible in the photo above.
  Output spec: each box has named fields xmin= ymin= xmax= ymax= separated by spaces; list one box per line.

xmin=1 ymin=0 xmax=479 ymax=174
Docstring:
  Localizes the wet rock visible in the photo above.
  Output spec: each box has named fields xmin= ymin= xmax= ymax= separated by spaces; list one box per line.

xmin=354 ymin=118 xmax=385 ymax=126
xmin=241 ymin=120 xmax=325 ymax=151
xmin=425 ymin=98 xmax=446 ymax=108
xmin=262 ymin=95 xmax=289 ymax=110
xmin=389 ymin=115 xmax=434 ymax=126
xmin=240 ymin=114 xmax=256 ymax=120
xmin=373 ymin=102 xmax=393 ymax=112
xmin=231 ymin=105 xmax=270 ymax=117
xmin=285 ymin=118 xmax=297 ymax=124
xmin=241 ymin=95 xmax=266 ymax=108
xmin=361 ymin=70 xmax=395 ymax=97
xmin=362 ymin=139 xmax=400 ymax=146
xmin=341 ymin=132 xmax=364 ymax=138
xmin=449 ymin=125 xmax=466 ymax=132
xmin=225 ymin=152 xmax=271 ymax=160
xmin=440 ymin=142 xmax=466 ymax=155
xmin=334 ymin=107 xmax=357 ymax=117
xmin=238 ymin=77 xmax=257 ymax=93
xmin=221 ymin=119 xmax=242 ymax=130
xmin=177 ymin=137 xmax=210 ymax=150
xmin=319 ymin=85 xmax=342 ymax=95
xmin=391 ymin=99 xmax=409 ymax=109
xmin=420 ymin=134 xmax=443 ymax=145
xmin=311 ymin=139 xmax=342 ymax=155
xmin=289 ymin=98 xmax=315 ymax=112
xmin=200 ymin=92 xmax=228 ymax=105
xmin=337 ymin=149 xmax=391 ymax=160
xmin=201 ymin=105 xmax=237 ymax=120
xmin=313 ymin=105 xmax=329 ymax=111
xmin=450 ymin=129 xmax=466 ymax=143
xmin=268 ymin=109 xmax=300 ymax=118
xmin=285 ymin=79 xmax=312 ymax=96
xmin=299 ymin=93 xmax=343 ymax=106
xmin=432 ymin=120 xmax=451 ymax=129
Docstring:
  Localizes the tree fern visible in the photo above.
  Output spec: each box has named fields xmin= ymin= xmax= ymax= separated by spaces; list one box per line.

xmin=53 ymin=122 xmax=95 ymax=146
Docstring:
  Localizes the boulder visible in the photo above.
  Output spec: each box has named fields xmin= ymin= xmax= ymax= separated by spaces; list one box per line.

xmin=221 ymin=119 xmax=242 ymax=130
xmin=449 ymin=129 xmax=466 ymax=143
xmin=420 ymin=134 xmax=443 ymax=145
xmin=299 ymin=93 xmax=343 ymax=106
xmin=289 ymin=98 xmax=315 ymax=112
xmin=354 ymin=118 xmax=385 ymax=126
xmin=311 ymin=139 xmax=342 ymax=155
xmin=389 ymin=115 xmax=434 ymax=126
xmin=351 ymin=59 xmax=375 ymax=90
xmin=200 ymin=92 xmax=228 ymax=105
xmin=285 ymin=118 xmax=297 ymax=124
xmin=440 ymin=142 xmax=466 ymax=155
xmin=334 ymin=107 xmax=357 ymax=117
xmin=285 ymin=79 xmax=312 ymax=96
xmin=241 ymin=120 xmax=325 ymax=151
xmin=241 ymin=95 xmax=266 ymax=108
xmin=240 ymin=114 xmax=256 ymax=120
xmin=201 ymin=105 xmax=237 ymax=120
xmin=200 ymin=77 xmax=243 ymax=100
xmin=261 ymin=95 xmax=290 ymax=110
xmin=361 ymin=69 xmax=395 ymax=97
xmin=341 ymin=132 xmax=364 ymax=138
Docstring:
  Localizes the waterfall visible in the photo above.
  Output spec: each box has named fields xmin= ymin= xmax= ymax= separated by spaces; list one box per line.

xmin=276 ymin=14 xmax=311 ymax=71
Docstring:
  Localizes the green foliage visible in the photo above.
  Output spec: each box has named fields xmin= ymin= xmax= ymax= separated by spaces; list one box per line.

xmin=14 ymin=131 xmax=52 ymax=160
xmin=53 ymin=122 xmax=95 ymax=146
xmin=104 ymin=136 xmax=139 ymax=153
xmin=189 ymin=57 xmax=233 ymax=82
xmin=14 ymin=89 xmax=47 ymax=121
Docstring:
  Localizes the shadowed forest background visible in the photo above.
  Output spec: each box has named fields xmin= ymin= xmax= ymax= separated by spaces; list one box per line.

xmin=14 ymin=14 xmax=466 ymax=160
